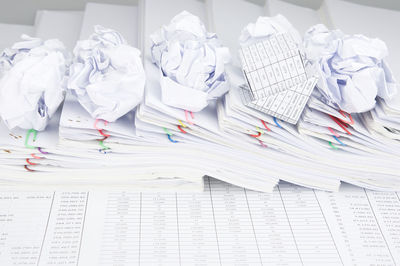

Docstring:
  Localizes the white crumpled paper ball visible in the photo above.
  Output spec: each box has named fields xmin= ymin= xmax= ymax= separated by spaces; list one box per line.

xmin=303 ymin=24 xmax=398 ymax=113
xmin=0 ymin=35 xmax=68 ymax=131
xmin=68 ymin=25 xmax=146 ymax=122
xmin=150 ymin=11 xmax=231 ymax=112
xmin=239 ymin=14 xmax=302 ymax=46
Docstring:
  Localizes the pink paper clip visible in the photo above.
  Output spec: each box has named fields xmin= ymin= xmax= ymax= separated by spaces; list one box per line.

xmin=328 ymin=127 xmax=340 ymax=138
xmin=31 ymin=153 xmax=42 ymax=160
xmin=185 ymin=110 xmax=195 ymax=125
xmin=258 ymin=139 xmax=268 ymax=148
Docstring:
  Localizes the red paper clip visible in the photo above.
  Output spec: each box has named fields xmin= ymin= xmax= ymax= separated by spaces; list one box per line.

xmin=177 ymin=125 xmax=187 ymax=134
xmin=261 ymin=120 xmax=271 ymax=131
xmin=26 ymin=158 xmax=37 ymax=165
xmin=94 ymin=119 xmax=110 ymax=137
xmin=250 ymin=131 xmax=261 ymax=138
xmin=329 ymin=115 xmax=352 ymax=135
xmin=338 ymin=110 xmax=354 ymax=125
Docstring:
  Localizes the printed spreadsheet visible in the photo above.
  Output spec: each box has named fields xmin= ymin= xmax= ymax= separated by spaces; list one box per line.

xmin=1 ymin=177 xmax=400 ymax=265
xmin=239 ymin=33 xmax=317 ymax=124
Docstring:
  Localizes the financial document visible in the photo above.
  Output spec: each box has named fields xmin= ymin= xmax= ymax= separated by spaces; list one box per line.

xmin=1 ymin=177 xmax=399 ymax=265
xmin=239 ymin=33 xmax=317 ymax=124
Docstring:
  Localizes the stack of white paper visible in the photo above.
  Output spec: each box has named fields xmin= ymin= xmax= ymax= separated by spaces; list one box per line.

xmin=1 ymin=0 xmax=400 ymax=193
xmin=52 ymin=3 xmax=207 ymax=190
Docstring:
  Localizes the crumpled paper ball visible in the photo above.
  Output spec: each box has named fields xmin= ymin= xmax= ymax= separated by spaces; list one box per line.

xmin=239 ymin=14 xmax=302 ymax=46
xmin=150 ymin=11 xmax=231 ymax=112
xmin=68 ymin=25 xmax=146 ymax=122
xmin=303 ymin=24 xmax=398 ymax=113
xmin=0 ymin=34 xmax=68 ymax=131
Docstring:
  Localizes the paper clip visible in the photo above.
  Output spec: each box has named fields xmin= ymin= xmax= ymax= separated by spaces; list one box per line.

xmin=250 ymin=127 xmax=263 ymax=138
xmin=329 ymin=115 xmax=352 ymax=135
xmin=258 ymin=139 xmax=268 ymax=148
xmin=185 ymin=110 xmax=195 ymax=125
xmin=178 ymin=120 xmax=187 ymax=128
xmin=261 ymin=120 xmax=271 ymax=131
xmin=95 ymin=119 xmax=111 ymax=152
xmin=163 ymin=128 xmax=179 ymax=143
xmin=177 ymin=125 xmax=187 ymax=134
xmin=37 ymin=147 xmax=49 ymax=154
xmin=163 ymin=128 xmax=172 ymax=136
xmin=328 ymin=127 xmax=340 ymax=138
xmin=94 ymin=119 xmax=110 ymax=137
xmin=250 ymin=131 xmax=261 ymax=138
xmin=26 ymin=158 xmax=37 ymax=165
xmin=338 ymin=110 xmax=354 ymax=125
xmin=98 ymin=140 xmax=110 ymax=150
xmin=31 ymin=153 xmax=42 ymax=159
xmin=24 ymin=129 xmax=37 ymax=149
xmin=328 ymin=141 xmax=338 ymax=150
xmin=24 ymin=165 xmax=35 ymax=172
xmin=273 ymin=117 xmax=282 ymax=129
xmin=333 ymin=136 xmax=346 ymax=146
xmin=167 ymin=135 xmax=179 ymax=143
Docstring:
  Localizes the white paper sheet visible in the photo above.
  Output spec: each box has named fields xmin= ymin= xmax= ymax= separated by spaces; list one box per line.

xmin=1 ymin=178 xmax=399 ymax=265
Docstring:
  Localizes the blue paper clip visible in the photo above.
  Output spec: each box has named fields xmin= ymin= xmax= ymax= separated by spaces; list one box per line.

xmin=273 ymin=117 xmax=282 ymax=128
xmin=163 ymin=128 xmax=179 ymax=143
xmin=333 ymin=136 xmax=346 ymax=146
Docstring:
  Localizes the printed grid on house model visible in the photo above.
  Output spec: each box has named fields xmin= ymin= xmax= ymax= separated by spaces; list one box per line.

xmin=239 ymin=33 xmax=317 ymax=124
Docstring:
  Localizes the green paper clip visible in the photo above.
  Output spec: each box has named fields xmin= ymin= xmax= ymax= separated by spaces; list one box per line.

xmin=25 ymin=129 xmax=37 ymax=149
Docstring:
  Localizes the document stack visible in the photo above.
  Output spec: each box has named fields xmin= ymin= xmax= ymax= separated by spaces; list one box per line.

xmin=0 ymin=1 xmax=399 ymax=193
